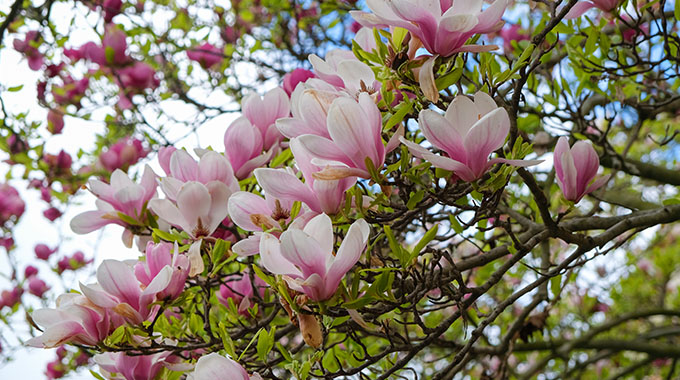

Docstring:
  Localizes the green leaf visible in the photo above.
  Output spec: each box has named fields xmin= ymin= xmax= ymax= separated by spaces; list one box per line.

xmin=435 ymin=68 xmax=463 ymax=91
xmin=277 ymin=342 xmax=293 ymax=362
xmin=391 ymin=27 xmax=408 ymax=49
xmin=257 ymin=327 xmax=275 ymax=361
xmin=411 ymin=224 xmax=438 ymax=261
xmin=7 ymin=85 xmax=23 ymax=92
xmin=384 ymin=101 xmax=412 ymax=130
xmin=406 ymin=190 xmax=425 ymax=210
xmin=676 ymin=0 xmax=680 ymax=21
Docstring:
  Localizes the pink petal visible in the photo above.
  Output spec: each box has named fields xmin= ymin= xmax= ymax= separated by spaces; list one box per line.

xmin=228 ymin=191 xmax=273 ymax=231
xmin=302 ymin=213 xmax=334 ymax=256
xmin=70 ymin=210 xmax=117 ymax=234
xmin=280 ymin=229 xmax=330 ymax=278
xmin=259 ymin=233 xmax=302 ymax=277
xmin=463 ymin=107 xmax=510 ymax=178
xmin=170 ymin=149 xmax=199 ymax=182
xmin=97 ymin=260 xmax=141 ymax=308
xmin=326 ymin=219 xmax=369 ymax=292
xmin=419 ymin=109 xmax=466 ymax=161
xmin=254 ymin=168 xmax=322 ymax=213
xmin=564 ymin=1 xmax=597 ymax=19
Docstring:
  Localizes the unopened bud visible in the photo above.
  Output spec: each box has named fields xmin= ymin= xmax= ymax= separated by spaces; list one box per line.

xmin=297 ymin=313 xmax=323 ymax=349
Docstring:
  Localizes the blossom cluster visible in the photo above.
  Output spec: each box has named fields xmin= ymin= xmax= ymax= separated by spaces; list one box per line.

xmin=17 ymin=0 xmax=614 ymax=378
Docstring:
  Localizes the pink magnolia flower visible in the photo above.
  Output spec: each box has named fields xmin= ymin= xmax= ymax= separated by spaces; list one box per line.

xmin=98 ymin=137 xmax=148 ymax=172
xmin=282 ymin=68 xmax=316 ymax=95
xmin=0 ymin=286 xmax=22 ymax=309
xmin=260 ymin=214 xmax=370 ymax=301
xmin=35 ymin=244 xmax=57 ymax=260
xmin=46 ymin=359 xmax=66 ymax=379
xmin=499 ymin=24 xmax=530 ymax=51
xmin=134 ymin=242 xmax=190 ymax=300
xmin=276 ymin=81 xmax=344 ymax=139
xmin=564 ymin=0 xmax=619 ymax=19
xmin=150 ymin=180 xmax=232 ymax=275
xmin=150 ymin=181 xmax=231 ymax=238
xmin=102 ymin=25 xmax=129 ymax=65
xmin=351 ymin=0 xmax=509 ymax=57
xmin=57 ymin=251 xmax=91 ymax=273
xmin=307 ymin=50 xmax=358 ymax=88
xmin=52 ymin=76 xmax=89 ymax=106
xmin=26 ymin=293 xmax=118 ymax=348
xmin=0 ymin=184 xmax=25 ymax=224
xmin=187 ymin=42 xmax=223 ymax=69
xmin=13 ymin=31 xmax=44 ymax=70
xmin=95 ymin=351 xmax=178 ymax=380
xmin=157 ymin=146 xmax=177 ymax=175
xmin=117 ymin=61 xmax=158 ymax=90
xmin=294 ymin=92 xmax=386 ymax=179
xmin=308 ymin=52 xmax=379 ymax=94
xmin=47 ymin=109 xmax=65 ymax=134
xmin=158 ymin=149 xmax=239 ymax=201
xmin=223 ymin=117 xmax=273 ymax=179
xmin=43 ymin=207 xmax=62 ymax=221
xmin=400 ymin=92 xmax=541 ymax=182
xmin=28 ymin=277 xmax=50 ymax=297
xmin=70 ymin=165 xmax=157 ymax=234
xmin=102 ymin=0 xmax=123 ymax=23
xmin=242 ymin=87 xmax=290 ymax=150
xmin=24 ymin=265 xmax=39 ymax=278
xmin=188 ymin=353 xmax=258 ymax=380
xmin=80 ymin=259 xmax=174 ymax=324
xmin=217 ymin=270 xmax=266 ymax=314
xmin=553 ymin=136 xmax=610 ymax=203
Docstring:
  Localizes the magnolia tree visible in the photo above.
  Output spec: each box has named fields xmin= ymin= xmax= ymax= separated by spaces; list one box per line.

xmin=1 ymin=0 xmax=680 ymax=378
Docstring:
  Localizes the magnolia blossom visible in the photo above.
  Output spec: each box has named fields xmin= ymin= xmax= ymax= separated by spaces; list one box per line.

xmin=158 ymin=149 xmax=239 ymax=200
xmin=98 ymin=137 xmax=148 ymax=172
xmin=188 ymin=353 xmax=259 ymax=380
xmin=227 ymin=190 xmax=299 ymax=255
xmin=47 ymin=109 xmax=64 ymax=134
xmin=70 ymin=165 xmax=157 ymax=235
xmin=351 ymin=0 xmax=509 ymax=57
xmin=276 ymin=79 xmax=344 ymax=139
xmin=80 ymin=259 xmax=174 ymax=324
xmin=187 ymin=42 xmax=223 ymax=69
xmin=553 ymin=136 xmax=610 ymax=203
xmin=13 ymin=31 xmax=43 ymax=70
xmin=295 ymin=92 xmax=386 ymax=179
xmin=564 ymin=0 xmax=620 ymax=19
xmin=26 ymin=293 xmax=119 ymax=348
xmin=217 ymin=270 xmax=265 ymax=314
xmin=400 ymin=92 xmax=541 ymax=182
xmin=134 ymin=242 xmax=190 ymax=300
xmin=260 ymin=214 xmax=370 ymax=301
xmin=150 ymin=180 xmax=232 ymax=275
xmin=95 ymin=351 xmax=179 ymax=380
xmin=223 ymin=117 xmax=274 ymax=179
xmin=0 ymin=183 xmax=25 ymax=225
xmin=254 ymin=141 xmax=357 ymax=215
xmin=242 ymin=87 xmax=290 ymax=150
xmin=309 ymin=51 xmax=379 ymax=95
xmin=282 ymin=68 xmax=315 ymax=95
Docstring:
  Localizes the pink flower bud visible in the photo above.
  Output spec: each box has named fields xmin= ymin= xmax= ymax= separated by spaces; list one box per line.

xmin=28 ymin=277 xmax=49 ymax=297
xmin=35 ymin=244 xmax=57 ymax=260
xmin=43 ymin=207 xmax=62 ymax=221
xmin=47 ymin=109 xmax=64 ymax=134
xmin=282 ymin=68 xmax=315 ymax=96
xmin=187 ymin=42 xmax=223 ymax=69
xmin=553 ymin=137 xmax=610 ymax=203
xmin=24 ymin=265 xmax=39 ymax=278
